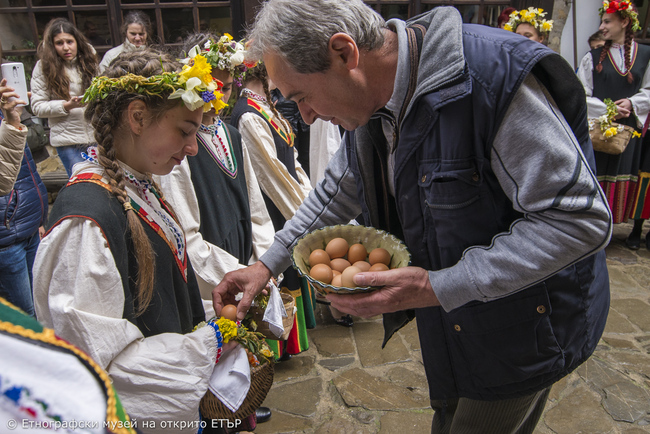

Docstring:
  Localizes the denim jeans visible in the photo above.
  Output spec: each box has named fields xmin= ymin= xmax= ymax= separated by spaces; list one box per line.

xmin=0 ymin=232 xmax=40 ymax=316
xmin=57 ymin=145 xmax=88 ymax=177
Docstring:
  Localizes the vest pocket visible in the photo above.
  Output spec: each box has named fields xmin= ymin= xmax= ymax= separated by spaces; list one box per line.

xmin=419 ymin=161 xmax=489 ymax=251
xmin=445 ymin=284 xmax=565 ymax=391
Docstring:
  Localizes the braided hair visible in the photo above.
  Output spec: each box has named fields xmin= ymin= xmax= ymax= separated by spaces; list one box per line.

xmin=241 ymin=63 xmax=293 ymax=135
xmin=83 ymin=49 xmax=182 ymax=316
xmin=596 ymin=13 xmax=636 ymax=84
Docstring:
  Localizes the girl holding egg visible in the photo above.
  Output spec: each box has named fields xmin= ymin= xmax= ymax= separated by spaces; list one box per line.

xmin=33 ymin=49 xmax=246 ymax=430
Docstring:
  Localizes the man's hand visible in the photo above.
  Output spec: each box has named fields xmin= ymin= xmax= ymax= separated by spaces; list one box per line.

xmin=212 ymin=261 xmax=273 ymax=321
xmin=327 ymin=266 xmax=440 ymax=318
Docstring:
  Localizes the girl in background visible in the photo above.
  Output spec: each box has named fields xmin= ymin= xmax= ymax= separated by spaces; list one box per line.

xmin=577 ymin=1 xmax=650 ymax=249
xmin=503 ymin=7 xmax=553 ymax=44
xmin=31 ymin=18 xmax=97 ymax=176
xmin=230 ymin=63 xmax=316 ymax=358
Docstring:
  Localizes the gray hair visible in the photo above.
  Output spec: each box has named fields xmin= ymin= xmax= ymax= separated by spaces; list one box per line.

xmin=247 ymin=0 xmax=387 ymax=74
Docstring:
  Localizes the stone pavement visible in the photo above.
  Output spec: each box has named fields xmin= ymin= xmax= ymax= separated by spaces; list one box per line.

xmin=257 ymin=222 xmax=650 ymax=434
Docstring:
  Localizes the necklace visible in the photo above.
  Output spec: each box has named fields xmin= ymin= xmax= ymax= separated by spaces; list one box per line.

xmin=199 ymin=118 xmax=235 ymax=172
xmin=241 ymin=88 xmax=267 ymax=103
xmin=81 ymin=146 xmax=186 ymax=267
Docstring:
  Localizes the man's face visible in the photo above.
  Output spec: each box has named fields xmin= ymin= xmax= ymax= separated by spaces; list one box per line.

xmin=263 ymin=51 xmax=374 ymax=131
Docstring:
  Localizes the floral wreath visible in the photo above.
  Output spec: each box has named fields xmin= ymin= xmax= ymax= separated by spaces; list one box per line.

xmin=184 ymin=34 xmax=258 ymax=88
xmin=504 ymin=7 xmax=554 ymax=34
xmin=82 ymin=52 xmax=227 ymax=113
xmin=599 ymin=1 xmax=641 ymax=32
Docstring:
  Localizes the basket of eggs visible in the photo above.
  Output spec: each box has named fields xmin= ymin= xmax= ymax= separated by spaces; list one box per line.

xmin=291 ymin=224 xmax=411 ymax=295
xmin=199 ymin=305 xmax=275 ymax=421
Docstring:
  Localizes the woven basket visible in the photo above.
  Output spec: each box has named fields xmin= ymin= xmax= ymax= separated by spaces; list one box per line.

xmin=590 ymin=119 xmax=635 ymax=155
xmin=249 ymin=292 xmax=296 ymax=340
xmin=199 ymin=361 xmax=274 ymax=421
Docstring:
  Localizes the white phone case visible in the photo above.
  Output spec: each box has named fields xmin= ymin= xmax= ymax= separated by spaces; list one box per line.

xmin=1 ymin=62 xmax=30 ymax=107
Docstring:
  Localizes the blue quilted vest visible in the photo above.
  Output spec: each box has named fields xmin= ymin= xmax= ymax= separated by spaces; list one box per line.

xmin=346 ymin=22 xmax=610 ymax=400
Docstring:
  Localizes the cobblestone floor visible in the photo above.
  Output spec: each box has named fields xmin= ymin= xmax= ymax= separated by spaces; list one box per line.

xmin=257 ymin=222 xmax=650 ymax=434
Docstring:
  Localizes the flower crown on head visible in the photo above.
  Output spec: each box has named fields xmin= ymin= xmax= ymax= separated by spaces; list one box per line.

xmin=184 ymin=34 xmax=258 ymax=87
xmin=82 ymin=52 xmax=227 ymax=113
xmin=504 ymin=7 xmax=554 ymax=34
xmin=599 ymin=1 xmax=641 ymax=32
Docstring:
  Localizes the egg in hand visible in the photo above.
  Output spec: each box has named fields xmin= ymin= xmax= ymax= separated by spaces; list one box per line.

xmin=221 ymin=304 xmax=238 ymax=321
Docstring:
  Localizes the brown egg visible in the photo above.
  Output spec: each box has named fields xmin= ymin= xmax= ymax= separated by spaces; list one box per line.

xmin=353 ymin=260 xmax=371 ymax=272
xmin=369 ymin=247 xmax=391 ymax=266
xmin=325 ymin=237 xmax=349 ymax=259
xmin=309 ymin=249 xmax=330 ymax=267
xmin=341 ymin=265 xmax=361 ymax=288
xmin=330 ymin=258 xmax=352 ymax=273
xmin=347 ymin=243 xmax=368 ymax=264
xmin=331 ymin=274 xmax=342 ymax=287
xmin=369 ymin=262 xmax=390 ymax=272
xmin=221 ymin=304 xmax=238 ymax=321
xmin=332 ymin=270 xmax=342 ymax=277
xmin=310 ymin=263 xmax=333 ymax=284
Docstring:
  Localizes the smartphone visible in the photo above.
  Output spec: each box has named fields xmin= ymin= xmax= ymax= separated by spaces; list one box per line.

xmin=1 ymin=62 xmax=30 ymax=107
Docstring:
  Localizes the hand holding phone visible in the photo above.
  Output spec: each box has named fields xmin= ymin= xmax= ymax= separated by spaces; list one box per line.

xmin=0 ymin=78 xmax=25 ymax=127
xmin=0 ymin=62 xmax=30 ymax=107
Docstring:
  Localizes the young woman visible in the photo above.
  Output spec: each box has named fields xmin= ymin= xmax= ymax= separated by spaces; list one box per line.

xmin=504 ymin=7 xmax=553 ymax=44
xmin=30 ymin=18 xmax=97 ymax=176
xmin=157 ymin=33 xmax=274 ymax=302
xmin=156 ymin=33 xmax=274 ymax=428
xmin=230 ymin=63 xmax=317 ymax=357
xmin=33 ymin=48 xmax=240 ymax=430
xmin=577 ymin=1 xmax=650 ymax=249
xmin=99 ymin=10 xmax=151 ymax=73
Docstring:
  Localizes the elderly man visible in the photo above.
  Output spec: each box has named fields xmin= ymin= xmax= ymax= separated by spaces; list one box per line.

xmin=214 ymin=1 xmax=612 ymax=432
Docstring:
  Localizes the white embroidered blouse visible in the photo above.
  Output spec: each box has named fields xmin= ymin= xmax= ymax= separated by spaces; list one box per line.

xmin=33 ymin=160 xmax=221 ymax=433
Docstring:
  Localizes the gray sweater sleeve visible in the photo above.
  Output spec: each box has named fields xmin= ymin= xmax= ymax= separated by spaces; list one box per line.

xmin=259 ymin=140 xmax=362 ymax=276
xmin=430 ymin=74 xmax=613 ymax=312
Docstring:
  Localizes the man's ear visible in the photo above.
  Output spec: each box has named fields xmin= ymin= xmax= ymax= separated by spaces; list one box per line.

xmin=126 ymin=99 xmax=147 ymax=135
xmin=329 ymin=33 xmax=359 ymax=71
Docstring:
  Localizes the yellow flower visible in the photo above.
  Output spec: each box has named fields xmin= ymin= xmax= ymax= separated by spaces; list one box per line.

xmin=538 ymin=8 xmax=544 ymax=13
xmin=261 ymin=347 xmax=274 ymax=358
xmin=179 ymin=55 xmax=212 ymax=85
xmin=633 ymin=131 xmax=642 ymax=138
xmin=504 ymin=23 xmax=512 ymax=31
xmin=216 ymin=317 xmax=238 ymax=343
xmin=542 ymin=21 xmax=553 ymax=32
xmin=604 ymin=127 xmax=618 ymax=138
xmin=206 ymin=94 xmax=228 ymax=113
xmin=224 ymin=33 xmax=233 ymax=41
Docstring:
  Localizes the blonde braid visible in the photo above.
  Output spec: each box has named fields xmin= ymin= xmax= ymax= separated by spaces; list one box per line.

xmin=90 ymin=100 xmax=155 ymax=317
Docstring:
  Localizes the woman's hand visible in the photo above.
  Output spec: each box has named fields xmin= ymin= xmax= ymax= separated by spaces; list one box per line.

xmin=63 ymin=96 xmax=84 ymax=112
xmin=614 ymin=98 xmax=632 ymax=119
xmin=0 ymin=78 xmax=26 ymax=128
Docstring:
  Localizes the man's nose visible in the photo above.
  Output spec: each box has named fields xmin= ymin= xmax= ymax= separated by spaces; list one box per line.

xmin=297 ymin=102 xmax=316 ymax=125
